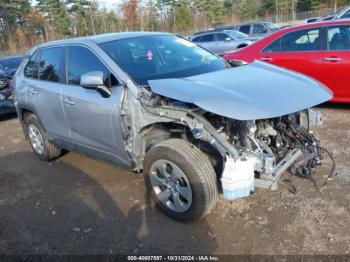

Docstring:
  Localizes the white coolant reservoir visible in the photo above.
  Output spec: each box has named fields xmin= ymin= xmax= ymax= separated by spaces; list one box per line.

xmin=221 ymin=156 xmax=256 ymax=200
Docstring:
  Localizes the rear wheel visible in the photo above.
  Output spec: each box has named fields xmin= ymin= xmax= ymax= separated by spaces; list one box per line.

xmin=143 ymin=139 xmax=218 ymax=222
xmin=24 ymin=114 xmax=62 ymax=161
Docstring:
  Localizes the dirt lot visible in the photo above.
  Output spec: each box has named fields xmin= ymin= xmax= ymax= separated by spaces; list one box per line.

xmin=0 ymin=105 xmax=349 ymax=255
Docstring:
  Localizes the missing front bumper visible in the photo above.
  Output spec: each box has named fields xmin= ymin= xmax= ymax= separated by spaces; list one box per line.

xmin=254 ymin=148 xmax=303 ymax=191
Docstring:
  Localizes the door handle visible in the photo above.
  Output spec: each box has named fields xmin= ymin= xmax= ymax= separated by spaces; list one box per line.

xmin=29 ymin=88 xmax=39 ymax=95
xmin=260 ymin=57 xmax=273 ymax=62
xmin=62 ymin=97 xmax=75 ymax=106
xmin=323 ymin=57 xmax=341 ymax=62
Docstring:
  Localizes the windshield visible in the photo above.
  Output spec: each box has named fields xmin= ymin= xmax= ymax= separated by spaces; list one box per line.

xmin=100 ymin=35 xmax=227 ymax=86
xmin=265 ymin=22 xmax=279 ymax=31
xmin=0 ymin=57 xmax=22 ymax=72
xmin=337 ymin=7 xmax=350 ymax=19
xmin=224 ymin=30 xmax=248 ymax=39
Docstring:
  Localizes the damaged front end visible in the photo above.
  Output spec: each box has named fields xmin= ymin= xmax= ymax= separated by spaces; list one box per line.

xmin=138 ymin=93 xmax=329 ymax=191
xmin=123 ymin=61 xmax=334 ymax=195
xmin=204 ymin=110 xmax=327 ymax=190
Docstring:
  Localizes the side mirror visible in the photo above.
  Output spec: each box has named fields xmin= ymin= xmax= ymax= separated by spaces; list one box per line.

xmin=262 ymin=28 xmax=268 ymax=34
xmin=80 ymin=71 xmax=111 ymax=98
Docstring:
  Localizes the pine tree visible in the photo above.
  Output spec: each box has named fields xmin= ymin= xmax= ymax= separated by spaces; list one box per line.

xmin=66 ymin=0 xmax=93 ymax=36
xmin=145 ymin=0 xmax=159 ymax=31
xmin=310 ymin=0 xmax=321 ymax=10
xmin=0 ymin=0 xmax=31 ymax=50
xmin=172 ymin=0 xmax=194 ymax=33
xmin=194 ymin=0 xmax=224 ymax=25
xmin=36 ymin=0 xmax=71 ymax=39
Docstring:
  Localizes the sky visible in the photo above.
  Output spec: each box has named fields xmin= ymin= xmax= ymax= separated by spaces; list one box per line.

xmin=31 ymin=0 xmax=123 ymax=9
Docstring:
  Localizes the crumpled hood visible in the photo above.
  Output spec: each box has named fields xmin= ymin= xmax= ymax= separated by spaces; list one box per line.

xmin=148 ymin=61 xmax=332 ymax=120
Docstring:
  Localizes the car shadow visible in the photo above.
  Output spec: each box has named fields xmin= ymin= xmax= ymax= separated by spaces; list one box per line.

xmin=318 ymin=102 xmax=350 ymax=110
xmin=0 ymin=151 xmax=218 ymax=255
xmin=0 ymin=112 xmax=17 ymax=122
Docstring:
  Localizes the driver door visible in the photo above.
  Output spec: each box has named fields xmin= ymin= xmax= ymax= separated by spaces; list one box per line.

xmin=61 ymin=45 xmax=130 ymax=166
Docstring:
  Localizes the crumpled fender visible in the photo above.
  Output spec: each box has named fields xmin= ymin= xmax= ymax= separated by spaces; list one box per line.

xmin=148 ymin=61 xmax=332 ymax=120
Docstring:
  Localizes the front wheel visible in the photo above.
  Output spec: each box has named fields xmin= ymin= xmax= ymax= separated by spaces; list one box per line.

xmin=143 ymin=139 xmax=218 ymax=222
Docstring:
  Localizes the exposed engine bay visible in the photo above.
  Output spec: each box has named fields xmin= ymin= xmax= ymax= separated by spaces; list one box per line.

xmin=131 ymin=88 xmax=335 ymax=191
xmin=204 ymin=111 xmax=332 ymax=190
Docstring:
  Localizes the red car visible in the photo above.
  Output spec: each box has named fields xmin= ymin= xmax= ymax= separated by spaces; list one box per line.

xmin=224 ymin=20 xmax=350 ymax=102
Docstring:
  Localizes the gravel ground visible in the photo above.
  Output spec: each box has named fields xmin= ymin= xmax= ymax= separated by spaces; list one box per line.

xmin=0 ymin=104 xmax=349 ymax=255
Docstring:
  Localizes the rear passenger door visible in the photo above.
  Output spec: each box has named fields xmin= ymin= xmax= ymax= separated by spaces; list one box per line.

xmin=61 ymin=45 xmax=130 ymax=166
xmin=24 ymin=46 xmax=70 ymax=140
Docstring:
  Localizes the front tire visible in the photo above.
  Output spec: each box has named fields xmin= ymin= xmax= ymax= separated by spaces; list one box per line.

xmin=143 ymin=139 xmax=218 ymax=222
xmin=24 ymin=114 xmax=62 ymax=161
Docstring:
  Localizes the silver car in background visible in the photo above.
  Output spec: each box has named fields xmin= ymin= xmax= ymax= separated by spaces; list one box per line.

xmin=190 ymin=30 xmax=252 ymax=55
xmin=216 ymin=22 xmax=280 ymax=41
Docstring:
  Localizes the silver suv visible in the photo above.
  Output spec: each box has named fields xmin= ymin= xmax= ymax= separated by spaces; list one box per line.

xmin=14 ymin=32 xmax=332 ymax=222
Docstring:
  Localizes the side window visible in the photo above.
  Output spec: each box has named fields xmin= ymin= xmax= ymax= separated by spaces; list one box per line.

xmin=216 ymin=33 xmax=230 ymax=41
xmin=192 ymin=36 xmax=201 ymax=43
xmin=239 ymin=25 xmax=250 ymax=34
xmin=24 ymin=51 xmax=39 ymax=79
xmin=327 ymin=25 xmax=350 ymax=50
xmin=280 ymin=28 xmax=321 ymax=52
xmin=67 ymin=46 xmax=118 ymax=87
xmin=200 ymin=34 xmax=215 ymax=42
xmin=253 ymin=24 xmax=265 ymax=34
xmin=38 ymin=47 xmax=65 ymax=82
xmin=263 ymin=39 xmax=281 ymax=53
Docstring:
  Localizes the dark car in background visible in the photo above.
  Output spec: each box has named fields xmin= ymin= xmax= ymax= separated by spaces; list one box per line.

xmin=305 ymin=17 xmax=322 ymax=23
xmin=0 ymin=56 xmax=23 ymax=78
xmin=306 ymin=6 xmax=350 ymax=23
xmin=0 ymin=56 xmax=23 ymax=115
xmin=0 ymin=68 xmax=16 ymax=115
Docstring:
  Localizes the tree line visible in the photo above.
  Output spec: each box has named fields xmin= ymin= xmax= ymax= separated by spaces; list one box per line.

xmin=1 ymin=0 xmax=350 ymax=54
